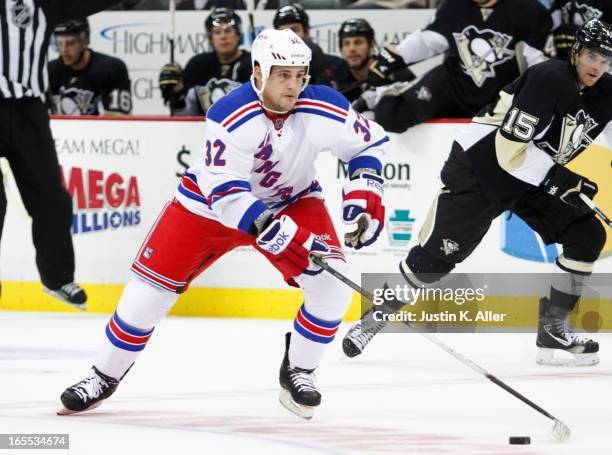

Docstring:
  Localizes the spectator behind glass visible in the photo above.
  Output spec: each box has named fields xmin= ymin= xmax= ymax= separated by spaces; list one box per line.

xmin=158 ymin=7 xmax=251 ymax=115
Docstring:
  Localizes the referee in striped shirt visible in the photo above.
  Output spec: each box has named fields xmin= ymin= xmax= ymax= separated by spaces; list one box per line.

xmin=0 ymin=0 xmax=121 ymax=308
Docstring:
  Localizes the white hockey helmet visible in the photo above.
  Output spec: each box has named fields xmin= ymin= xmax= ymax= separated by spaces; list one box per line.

xmin=250 ymin=28 xmax=312 ymax=99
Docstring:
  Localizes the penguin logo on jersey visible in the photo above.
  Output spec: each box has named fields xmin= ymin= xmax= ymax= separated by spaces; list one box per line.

xmin=540 ymin=109 xmax=598 ymax=164
xmin=54 ymin=87 xmax=96 ymax=115
xmin=561 ymin=2 xmax=603 ymax=26
xmin=453 ymin=25 xmax=514 ymax=88
xmin=195 ymin=78 xmax=241 ymax=113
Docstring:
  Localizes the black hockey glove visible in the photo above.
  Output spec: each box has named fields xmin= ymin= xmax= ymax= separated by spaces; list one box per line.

xmin=541 ymin=164 xmax=598 ymax=207
xmin=159 ymin=63 xmax=186 ymax=110
xmin=367 ymin=46 xmax=416 ymax=87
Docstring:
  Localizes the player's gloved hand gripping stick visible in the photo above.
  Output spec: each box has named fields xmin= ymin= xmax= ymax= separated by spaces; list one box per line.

xmin=342 ymin=172 xmax=385 ymax=250
xmin=368 ymin=45 xmax=416 ymax=87
xmin=257 ymin=215 xmax=329 ymax=277
xmin=310 ymin=255 xmax=572 ymax=443
xmin=541 ymin=164 xmax=598 ymax=207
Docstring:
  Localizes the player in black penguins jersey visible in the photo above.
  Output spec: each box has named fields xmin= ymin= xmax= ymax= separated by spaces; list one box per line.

xmin=343 ymin=20 xmax=612 ymax=367
xmin=330 ymin=19 xmax=376 ymax=103
xmin=359 ymin=0 xmax=552 ymax=133
xmin=48 ymin=19 xmax=132 ymax=116
xmin=273 ymin=4 xmax=337 ymax=87
xmin=549 ymin=0 xmax=612 ymax=59
xmin=159 ymin=7 xmax=251 ymax=116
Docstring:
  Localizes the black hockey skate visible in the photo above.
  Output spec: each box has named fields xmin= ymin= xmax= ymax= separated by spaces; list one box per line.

xmin=279 ymin=332 xmax=321 ymax=419
xmin=536 ymin=298 xmax=599 ymax=366
xmin=43 ymin=282 xmax=87 ymax=310
xmin=58 ymin=367 xmax=119 ymax=415
xmin=342 ymin=307 xmax=387 ymax=358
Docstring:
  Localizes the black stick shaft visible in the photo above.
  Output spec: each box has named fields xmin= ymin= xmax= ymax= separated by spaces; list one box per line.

xmin=312 ymin=255 xmax=563 ymax=424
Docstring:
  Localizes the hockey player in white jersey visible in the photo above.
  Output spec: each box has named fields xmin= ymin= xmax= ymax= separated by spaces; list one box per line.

xmin=58 ymin=29 xmax=389 ymax=419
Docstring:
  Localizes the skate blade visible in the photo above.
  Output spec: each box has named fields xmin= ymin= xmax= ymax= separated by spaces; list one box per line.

xmin=42 ymin=288 xmax=87 ymax=311
xmin=279 ymin=389 xmax=315 ymax=420
xmin=536 ymin=348 xmax=600 ymax=367
xmin=57 ymin=401 xmax=103 ymax=416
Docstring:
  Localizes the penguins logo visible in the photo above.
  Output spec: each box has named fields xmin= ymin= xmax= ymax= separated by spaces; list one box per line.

xmin=55 ymin=87 xmax=96 ymax=115
xmin=195 ymin=78 xmax=241 ymax=113
xmin=560 ymin=2 xmax=603 ymax=26
xmin=539 ymin=109 xmax=598 ymax=164
xmin=453 ymin=25 xmax=514 ymax=87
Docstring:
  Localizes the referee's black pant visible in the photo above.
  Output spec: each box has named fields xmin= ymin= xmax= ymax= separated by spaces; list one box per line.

xmin=0 ymin=99 xmax=75 ymax=289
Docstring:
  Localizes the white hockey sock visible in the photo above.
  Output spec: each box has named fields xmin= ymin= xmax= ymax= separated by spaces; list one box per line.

xmin=94 ymin=278 xmax=178 ymax=379
xmin=291 ymin=259 xmax=353 ymax=370
xmin=290 ymin=304 xmax=342 ymax=370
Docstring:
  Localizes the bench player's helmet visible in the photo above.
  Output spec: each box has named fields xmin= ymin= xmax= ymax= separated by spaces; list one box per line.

xmin=273 ymin=4 xmax=310 ymax=31
xmin=205 ymin=7 xmax=242 ymax=36
xmin=250 ymin=28 xmax=312 ymax=101
xmin=54 ymin=18 xmax=90 ymax=39
xmin=572 ymin=19 xmax=612 ymax=59
xmin=338 ymin=18 xmax=374 ymax=48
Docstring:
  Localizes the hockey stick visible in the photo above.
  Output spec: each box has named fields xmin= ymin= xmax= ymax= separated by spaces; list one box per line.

xmin=580 ymin=193 xmax=612 ymax=228
xmin=311 ymin=255 xmax=572 ymax=442
xmin=248 ymin=12 xmax=256 ymax=47
xmin=168 ymin=0 xmax=176 ymax=116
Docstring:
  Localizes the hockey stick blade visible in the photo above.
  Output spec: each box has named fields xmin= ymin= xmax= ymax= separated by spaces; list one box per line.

xmin=580 ymin=193 xmax=612 ymax=228
xmin=311 ymin=255 xmax=571 ymax=442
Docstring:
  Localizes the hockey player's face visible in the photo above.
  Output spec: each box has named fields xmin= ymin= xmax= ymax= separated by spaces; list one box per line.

xmin=263 ymin=66 xmax=308 ymax=112
xmin=574 ymin=49 xmax=611 ymax=88
xmin=341 ymin=37 xmax=373 ymax=70
xmin=56 ymin=35 xmax=87 ymax=67
xmin=277 ymin=23 xmax=308 ymax=40
xmin=210 ymin=25 xmax=240 ymax=56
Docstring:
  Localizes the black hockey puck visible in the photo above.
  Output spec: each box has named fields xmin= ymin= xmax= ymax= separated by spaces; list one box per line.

xmin=509 ymin=436 xmax=531 ymax=445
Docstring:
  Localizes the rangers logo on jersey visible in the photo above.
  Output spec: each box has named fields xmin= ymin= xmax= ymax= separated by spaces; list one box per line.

xmin=453 ymin=25 xmax=515 ymax=88
xmin=539 ymin=109 xmax=598 ymax=164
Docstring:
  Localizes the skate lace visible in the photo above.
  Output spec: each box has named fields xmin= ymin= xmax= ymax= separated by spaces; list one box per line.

xmin=73 ymin=375 xmax=106 ymax=401
xmin=61 ymin=282 xmax=82 ymax=297
xmin=290 ymin=369 xmax=317 ymax=393
xmin=551 ymin=319 xmax=591 ymax=344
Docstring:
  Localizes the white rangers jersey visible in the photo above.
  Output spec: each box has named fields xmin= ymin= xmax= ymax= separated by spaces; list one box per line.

xmin=175 ymin=82 xmax=389 ymax=234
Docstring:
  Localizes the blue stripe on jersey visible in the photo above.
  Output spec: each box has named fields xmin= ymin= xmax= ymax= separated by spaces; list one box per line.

xmin=269 ymin=181 xmax=322 ymax=210
xmin=359 ymin=136 xmax=390 ymax=154
xmin=237 ymin=199 xmax=269 ymax=234
xmin=293 ymin=107 xmax=345 ymax=123
xmin=209 ymin=180 xmax=251 ymax=200
xmin=300 ymin=85 xmax=350 ymax=111
xmin=178 ymin=183 xmax=208 ymax=205
xmin=206 ymin=83 xmax=258 ymax=124
xmin=227 ymin=109 xmax=264 ymax=132
xmin=348 ymin=156 xmax=383 ymax=176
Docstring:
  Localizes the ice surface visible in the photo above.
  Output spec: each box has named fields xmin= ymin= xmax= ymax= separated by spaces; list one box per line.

xmin=1 ymin=311 xmax=611 ymax=454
